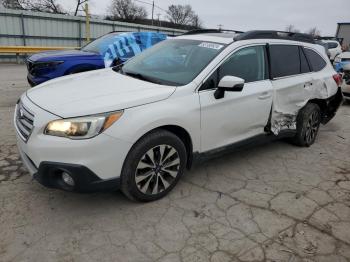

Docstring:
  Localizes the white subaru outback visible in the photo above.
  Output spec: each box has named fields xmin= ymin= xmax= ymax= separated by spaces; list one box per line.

xmin=15 ymin=30 xmax=343 ymax=201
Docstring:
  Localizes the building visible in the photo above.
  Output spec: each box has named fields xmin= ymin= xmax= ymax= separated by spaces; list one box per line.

xmin=336 ymin=23 xmax=350 ymax=50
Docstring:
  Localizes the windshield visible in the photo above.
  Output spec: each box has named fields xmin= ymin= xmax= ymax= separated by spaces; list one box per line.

xmin=122 ymin=39 xmax=226 ymax=86
xmin=81 ymin=33 xmax=118 ymax=54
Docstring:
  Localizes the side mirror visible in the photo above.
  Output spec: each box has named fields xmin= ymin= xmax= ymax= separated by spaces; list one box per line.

xmin=214 ymin=76 xmax=245 ymax=99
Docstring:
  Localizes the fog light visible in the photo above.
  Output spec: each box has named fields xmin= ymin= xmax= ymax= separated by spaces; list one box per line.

xmin=62 ymin=172 xmax=75 ymax=186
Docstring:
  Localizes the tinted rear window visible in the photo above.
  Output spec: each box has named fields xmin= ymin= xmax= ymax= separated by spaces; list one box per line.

xmin=304 ymin=48 xmax=327 ymax=72
xmin=327 ymin=42 xmax=338 ymax=49
xmin=270 ymin=45 xmax=300 ymax=78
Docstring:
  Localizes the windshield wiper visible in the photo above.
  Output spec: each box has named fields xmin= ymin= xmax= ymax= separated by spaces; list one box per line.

xmin=122 ymin=71 xmax=162 ymax=84
xmin=112 ymin=64 xmax=124 ymax=73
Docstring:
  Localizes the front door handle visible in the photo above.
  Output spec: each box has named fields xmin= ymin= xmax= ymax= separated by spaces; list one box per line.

xmin=258 ymin=92 xmax=272 ymax=100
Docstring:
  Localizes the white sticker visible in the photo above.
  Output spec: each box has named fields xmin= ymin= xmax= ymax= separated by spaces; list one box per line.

xmin=198 ymin=42 xmax=224 ymax=50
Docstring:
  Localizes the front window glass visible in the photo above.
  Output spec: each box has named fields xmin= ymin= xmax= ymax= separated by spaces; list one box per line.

xmin=122 ymin=39 xmax=226 ymax=86
xmin=219 ymin=46 xmax=267 ymax=82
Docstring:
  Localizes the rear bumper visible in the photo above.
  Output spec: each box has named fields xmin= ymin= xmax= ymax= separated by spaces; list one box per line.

xmin=321 ymin=87 xmax=344 ymax=124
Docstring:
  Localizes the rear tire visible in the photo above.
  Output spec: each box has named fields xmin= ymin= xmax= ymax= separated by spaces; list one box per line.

xmin=293 ymin=103 xmax=321 ymax=147
xmin=121 ymin=129 xmax=187 ymax=202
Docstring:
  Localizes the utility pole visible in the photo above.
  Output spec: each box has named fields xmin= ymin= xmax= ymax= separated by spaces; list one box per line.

xmin=157 ymin=13 xmax=161 ymax=27
xmin=151 ymin=1 xmax=154 ymax=26
xmin=84 ymin=2 xmax=90 ymax=43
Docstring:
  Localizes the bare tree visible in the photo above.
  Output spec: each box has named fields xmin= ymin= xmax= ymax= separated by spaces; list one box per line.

xmin=285 ymin=24 xmax=300 ymax=33
xmin=27 ymin=0 xmax=65 ymax=14
xmin=74 ymin=0 xmax=88 ymax=16
xmin=2 ymin=0 xmax=26 ymax=9
xmin=109 ymin=0 xmax=147 ymax=21
xmin=166 ymin=4 xmax=195 ymax=26
xmin=191 ymin=14 xmax=202 ymax=28
xmin=2 ymin=0 xmax=65 ymax=13
xmin=306 ymin=27 xmax=321 ymax=37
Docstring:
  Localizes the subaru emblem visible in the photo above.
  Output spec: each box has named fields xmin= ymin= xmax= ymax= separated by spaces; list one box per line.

xmin=19 ymin=109 xmax=24 ymax=119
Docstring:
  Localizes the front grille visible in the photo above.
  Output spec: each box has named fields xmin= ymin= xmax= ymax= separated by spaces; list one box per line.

xmin=15 ymin=101 xmax=35 ymax=142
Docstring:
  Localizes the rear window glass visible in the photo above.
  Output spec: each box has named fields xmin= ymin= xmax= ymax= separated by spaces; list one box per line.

xmin=270 ymin=45 xmax=300 ymax=78
xmin=327 ymin=42 xmax=338 ymax=49
xmin=304 ymin=48 xmax=327 ymax=72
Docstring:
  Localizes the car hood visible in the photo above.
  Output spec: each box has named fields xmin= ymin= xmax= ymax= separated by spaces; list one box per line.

xmin=29 ymin=49 xmax=101 ymax=62
xmin=26 ymin=68 xmax=176 ymax=118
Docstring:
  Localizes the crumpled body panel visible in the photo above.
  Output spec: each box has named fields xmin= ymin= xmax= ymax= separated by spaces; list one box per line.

xmin=270 ymin=75 xmax=339 ymax=135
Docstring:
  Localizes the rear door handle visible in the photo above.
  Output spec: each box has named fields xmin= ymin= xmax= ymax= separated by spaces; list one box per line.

xmin=304 ymin=82 xmax=313 ymax=88
xmin=258 ymin=92 xmax=272 ymax=100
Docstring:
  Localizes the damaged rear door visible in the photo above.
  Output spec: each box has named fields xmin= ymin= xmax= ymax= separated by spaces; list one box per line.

xmin=269 ymin=44 xmax=314 ymax=134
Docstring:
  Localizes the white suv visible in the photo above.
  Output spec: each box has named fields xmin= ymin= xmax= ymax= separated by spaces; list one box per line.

xmin=15 ymin=30 xmax=343 ymax=201
xmin=323 ymin=40 xmax=342 ymax=61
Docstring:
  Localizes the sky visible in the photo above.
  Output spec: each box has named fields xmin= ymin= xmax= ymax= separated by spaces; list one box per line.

xmin=58 ymin=0 xmax=350 ymax=36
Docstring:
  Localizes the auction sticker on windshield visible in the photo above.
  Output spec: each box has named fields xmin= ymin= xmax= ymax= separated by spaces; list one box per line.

xmin=198 ymin=42 xmax=224 ymax=50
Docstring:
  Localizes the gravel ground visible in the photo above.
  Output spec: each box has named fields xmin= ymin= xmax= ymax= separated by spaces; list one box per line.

xmin=0 ymin=64 xmax=350 ymax=262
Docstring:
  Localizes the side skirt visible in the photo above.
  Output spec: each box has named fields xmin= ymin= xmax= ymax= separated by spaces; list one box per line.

xmin=191 ymin=130 xmax=296 ymax=168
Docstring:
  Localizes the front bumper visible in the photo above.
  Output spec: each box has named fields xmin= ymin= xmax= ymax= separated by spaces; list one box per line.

xmin=15 ymin=95 xmax=133 ymax=192
xmin=35 ymin=162 xmax=120 ymax=192
xmin=27 ymin=74 xmax=49 ymax=87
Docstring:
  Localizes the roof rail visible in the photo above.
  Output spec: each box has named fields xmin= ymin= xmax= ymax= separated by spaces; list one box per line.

xmin=234 ymin=30 xmax=315 ymax=44
xmin=182 ymin=29 xmax=244 ymax=36
xmin=182 ymin=29 xmax=222 ymax=35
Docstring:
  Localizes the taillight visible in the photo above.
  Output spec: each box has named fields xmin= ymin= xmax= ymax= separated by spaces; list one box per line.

xmin=333 ymin=74 xmax=342 ymax=86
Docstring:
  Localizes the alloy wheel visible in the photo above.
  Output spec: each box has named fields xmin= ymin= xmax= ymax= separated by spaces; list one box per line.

xmin=305 ymin=111 xmax=320 ymax=144
xmin=135 ymin=145 xmax=180 ymax=195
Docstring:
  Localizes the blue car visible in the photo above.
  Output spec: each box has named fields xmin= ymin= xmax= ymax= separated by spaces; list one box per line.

xmin=26 ymin=32 xmax=167 ymax=86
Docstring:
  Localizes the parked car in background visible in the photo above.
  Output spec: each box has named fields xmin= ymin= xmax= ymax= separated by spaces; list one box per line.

xmin=341 ymin=63 xmax=350 ymax=101
xmin=15 ymin=30 xmax=343 ymax=201
xmin=26 ymin=31 xmax=167 ymax=86
xmin=323 ymin=40 xmax=342 ymax=62
xmin=334 ymin=51 xmax=350 ymax=72
xmin=315 ymin=40 xmax=331 ymax=60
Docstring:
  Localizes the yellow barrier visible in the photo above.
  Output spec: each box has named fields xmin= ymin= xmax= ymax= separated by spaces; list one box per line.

xmin=0 ymin=46 xmax=79 ymax=63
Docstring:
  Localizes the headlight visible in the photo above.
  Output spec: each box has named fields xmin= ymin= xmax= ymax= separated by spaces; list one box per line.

xmin=44 ymin=111 xmax=123 ymax=139
xmin=34 ymin=61 xmax=64 ymax=69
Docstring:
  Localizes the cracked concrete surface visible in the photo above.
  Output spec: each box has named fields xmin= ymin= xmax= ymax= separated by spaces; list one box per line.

xmin=0 ymin=64 xmax=350 ymax=262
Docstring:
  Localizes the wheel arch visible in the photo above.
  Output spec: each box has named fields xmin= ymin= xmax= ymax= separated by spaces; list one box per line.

xmin=134 ymin=125 xmax=194 ymax=170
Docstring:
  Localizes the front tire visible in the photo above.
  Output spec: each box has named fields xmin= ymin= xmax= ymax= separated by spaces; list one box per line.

xmin=121 ymin=130 xmax=187 ymax=202
xmin=293 ymin=103 xmax=321 ymax=147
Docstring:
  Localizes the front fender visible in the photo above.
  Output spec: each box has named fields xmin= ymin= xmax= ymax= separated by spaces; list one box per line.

xmin=104 ymin=93 xmax=201 ymax=152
